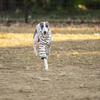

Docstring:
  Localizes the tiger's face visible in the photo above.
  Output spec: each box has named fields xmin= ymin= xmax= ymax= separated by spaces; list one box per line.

xmin=40 ymin=21 xmax=50 ymax=37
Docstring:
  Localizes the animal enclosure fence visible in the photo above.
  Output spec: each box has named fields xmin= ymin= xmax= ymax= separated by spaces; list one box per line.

xmin=0 ymin=0 xmax=100 ymax=23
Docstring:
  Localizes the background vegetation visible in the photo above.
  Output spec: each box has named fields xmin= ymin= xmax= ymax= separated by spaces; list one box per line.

xmin=0 ymin=0 xmax=100 ymax=22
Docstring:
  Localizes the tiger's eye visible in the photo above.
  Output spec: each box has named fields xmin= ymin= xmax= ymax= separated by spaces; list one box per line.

xmin=46 ymin=24 xmax=48 ymax=28
xmin=41 ymin=25 xmax=43 ymax=28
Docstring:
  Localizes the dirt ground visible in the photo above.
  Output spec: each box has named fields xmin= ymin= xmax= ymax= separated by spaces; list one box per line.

xmin=0 ymin=23 xmax=100 ymax=100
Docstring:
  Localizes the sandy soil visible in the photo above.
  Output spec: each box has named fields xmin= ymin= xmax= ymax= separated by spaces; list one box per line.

xmin=0 ymin=25 xmax=100 ymax=100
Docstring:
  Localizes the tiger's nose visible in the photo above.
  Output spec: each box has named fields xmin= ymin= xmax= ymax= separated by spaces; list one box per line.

xmin=44 ymin=31 xmax=46 ymax=35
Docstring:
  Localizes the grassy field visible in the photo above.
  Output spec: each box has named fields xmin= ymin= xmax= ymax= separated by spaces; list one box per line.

xmin=0 ymin=25 xmax=100 ymax=100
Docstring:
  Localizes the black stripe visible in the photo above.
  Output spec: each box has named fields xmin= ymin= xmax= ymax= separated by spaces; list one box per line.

xmin=39 ymin=53 xmax=46 ymax=55
xmin=39 ymin=50 xmax=45 ymax=52
xmin=33 ymin=29 xmax=37 ymax=38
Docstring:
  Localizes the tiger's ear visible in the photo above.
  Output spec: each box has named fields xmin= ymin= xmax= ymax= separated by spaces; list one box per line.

xmin=40 ymin=22 xmax=44 ymax=29
xmin=40 ymin=22 xmax=43 ymax=26
xmin=45 ymin=21 xmax=49 ymax=25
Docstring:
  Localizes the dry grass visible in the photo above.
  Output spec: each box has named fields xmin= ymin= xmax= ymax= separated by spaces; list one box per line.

xmin=0 ymin=33 xmax=33 ymax=47
xmin=52 ymin=33 xmax=100 ymax=41
xmin=0 ymin=32 xmax=100 ymax=47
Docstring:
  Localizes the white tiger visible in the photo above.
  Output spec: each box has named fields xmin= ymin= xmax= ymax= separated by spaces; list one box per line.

xmin=33 ymin=21 xmax=52 ymax=70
